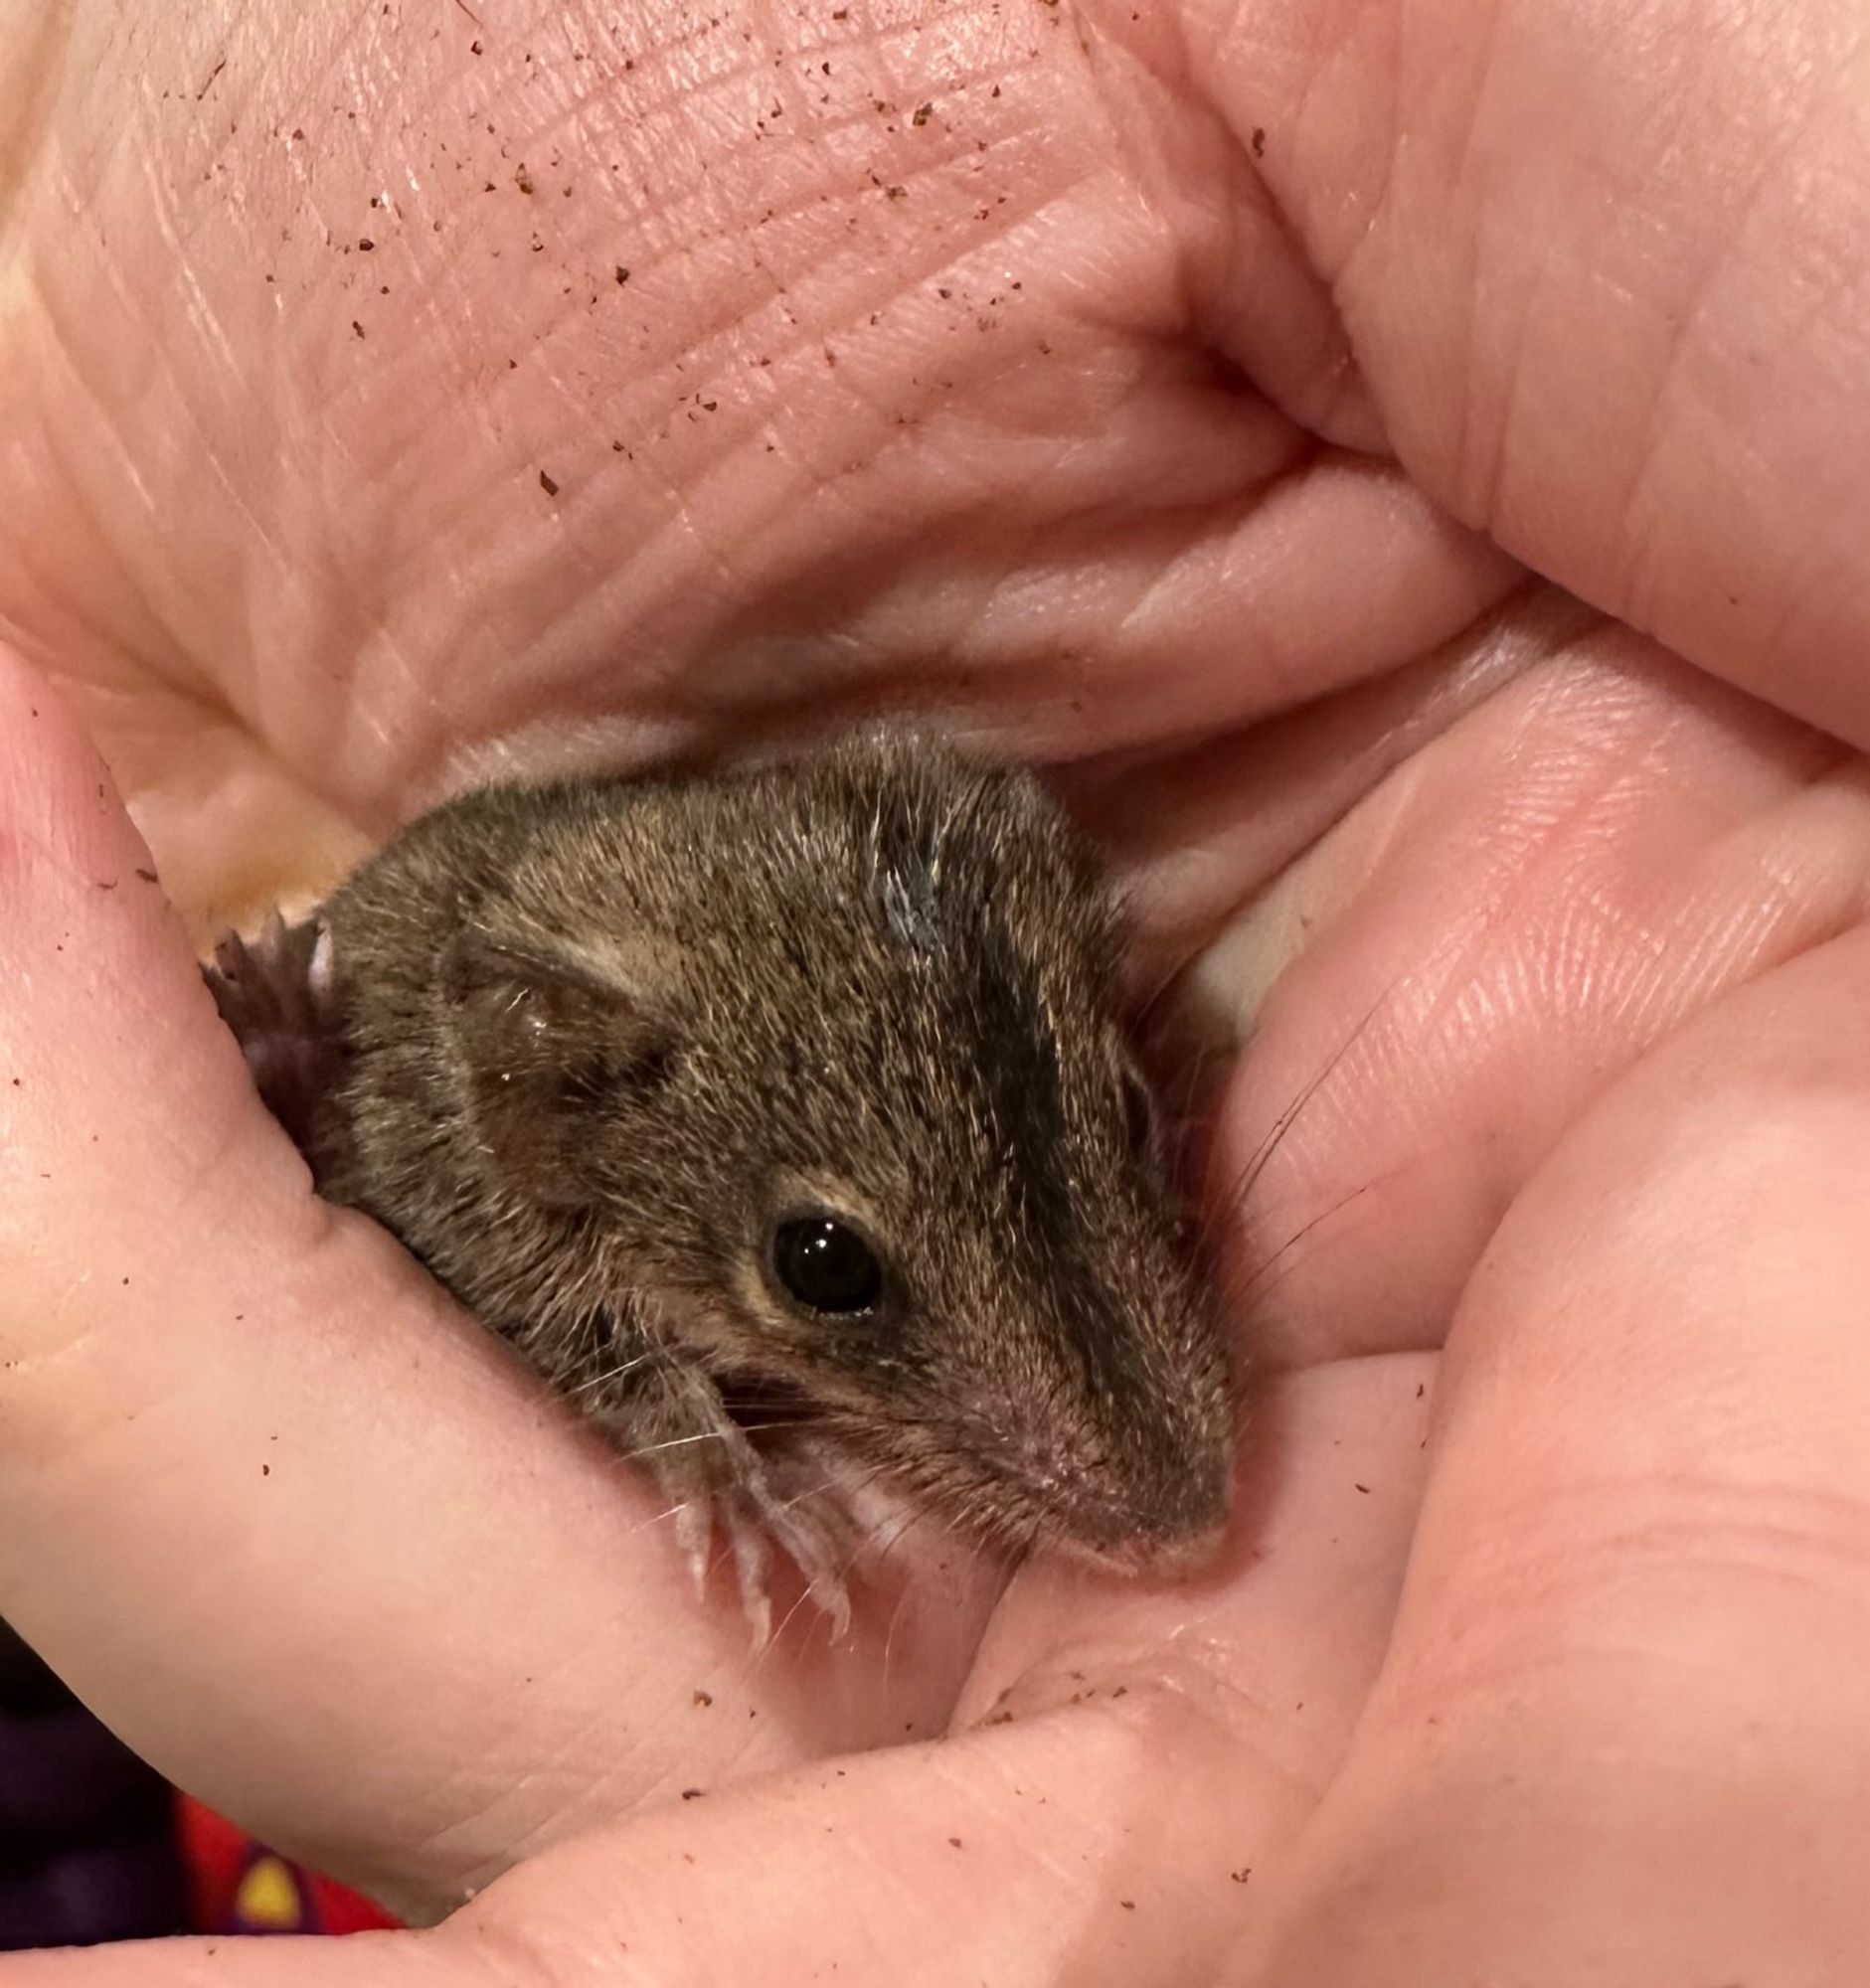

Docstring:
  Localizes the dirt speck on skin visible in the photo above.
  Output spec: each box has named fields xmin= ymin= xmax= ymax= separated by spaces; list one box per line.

xmin=615 ymin=264 xmax=630 ymax=283
xmin=681 ymin=1787 xmax=705 ymax=1801
xmin=515 ymin=164 xmax=535 ymax=194
xmin=1251 ymin=126 xmax=1266 ymax=157
xmin=692 ymin=1689 xmax=713 ymax=1708
xmin=539 ymin=469 xmax=561 ymax=496
xmin=352 ymin=320 xmax=366 ymax=338
xmin=913 ymin=101 xmax=935 ymax=125
xmin=1230 ymin=1868 xmax=1251 ymax=1885
xmin=948 ymin=1837 xmax=963 ymax=1849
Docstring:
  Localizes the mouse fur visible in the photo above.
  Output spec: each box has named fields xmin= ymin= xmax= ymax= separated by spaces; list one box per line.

xmin=206 ymin=734 xmax=1232 ymax=1639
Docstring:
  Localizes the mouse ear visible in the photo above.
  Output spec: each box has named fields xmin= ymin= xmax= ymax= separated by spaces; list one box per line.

xmin=438 ymin=930 xmax=678 ymax=1206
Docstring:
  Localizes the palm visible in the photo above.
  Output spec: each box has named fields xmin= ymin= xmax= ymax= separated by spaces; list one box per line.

xmin=2 ymin=0 xmax=1867 ymax=1978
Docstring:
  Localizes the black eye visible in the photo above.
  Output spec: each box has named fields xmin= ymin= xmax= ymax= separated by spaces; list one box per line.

xmin=771 ymin=1216 xmax=885 ymax=1316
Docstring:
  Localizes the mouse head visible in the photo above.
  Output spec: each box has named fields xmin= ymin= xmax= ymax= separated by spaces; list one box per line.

xmin=441 ymin=736 xmax=1233 ymax=1576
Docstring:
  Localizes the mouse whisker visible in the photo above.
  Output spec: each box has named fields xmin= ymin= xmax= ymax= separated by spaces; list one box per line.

xmin=1223 ymin=1177 xmax=1381 ymax=1333
xmin=763 ymin=1574 xmax=824 ymax=1656
xmin=605 ymin=1420 xmax=809 ymax=1466
xmin=877 ymin=1561 xmax=917 ymax=1687
xmin=768 ymin=1458 xmax=887 ymax=1521
xmin=865 ymin=1503 xmax=935 ymax=1684
xmin=1193 ymin=982 xmax=1400 ymax=1271
xmin=563 ymin=1348 xmax=661 ymax=1399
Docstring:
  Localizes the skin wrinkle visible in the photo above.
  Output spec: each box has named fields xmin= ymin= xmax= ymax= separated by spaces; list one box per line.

xmin=1511 ymin=14 xmax=1719 ymax=593
xmin=461 ymin=175 xmax=1145 ymax=744
xmin=0 ymin=16 xmax=68 ymax=298
xmin=1605 ymin=20 xmax=1862 ymax=693
xmin=1067 ymin=10 xmax=1232 ymax=348
xmin=1380 ymin=0 xmax=1500 ymax=527
xmin=1396 ymin=1476 xmax=1870 ymax=1660
xmin=34 ymin=204 xmax=285 ymax=721
xmin=1136 ymin=0 xmax=1384 ymax=449
xmin=1656 ymin=776 xmax=1870 ymax=1014
xmin=1052 ymin=1657 xmax=1333 ymax=1812
xmin=1364 ymin=721 xmax=1641 ymax=1046
xmin=1301 ymin=4 xmax=1402 ymax=280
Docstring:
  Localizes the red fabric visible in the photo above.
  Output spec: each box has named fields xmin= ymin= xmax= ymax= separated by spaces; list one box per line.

xmin=175 ymin=1797 xmax=400 ymax=1936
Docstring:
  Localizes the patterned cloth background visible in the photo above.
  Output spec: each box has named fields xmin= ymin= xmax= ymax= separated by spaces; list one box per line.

xmin=0 ymin=1621 xmax=183 ymax=1949
xmin=0 ymin=1620 xmax=395 ymax=1949
xmin=176 ymin=1799 xmax=396 ymax=1938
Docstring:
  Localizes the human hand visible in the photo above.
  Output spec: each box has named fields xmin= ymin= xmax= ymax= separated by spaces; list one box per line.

xmin=2 ymin=0 xmax=1868 ymax=1979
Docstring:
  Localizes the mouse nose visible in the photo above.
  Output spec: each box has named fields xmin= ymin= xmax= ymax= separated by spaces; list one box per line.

xmin=1047 ymin=1473 xmax=1232 ymax=1579
xmin=978 ymin=1408 xmax=1232 ymax=1578
xmin=1098 ymin=1514 xmax=1230 ymax=1578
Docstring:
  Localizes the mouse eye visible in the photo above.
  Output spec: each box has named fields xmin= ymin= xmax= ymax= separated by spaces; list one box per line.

xmin=771 ymin=1215 xmax=885 ymax=1317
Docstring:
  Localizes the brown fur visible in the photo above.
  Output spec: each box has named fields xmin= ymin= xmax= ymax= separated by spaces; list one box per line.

xmin=209 ymin=735 xmax=1232 ymax=1618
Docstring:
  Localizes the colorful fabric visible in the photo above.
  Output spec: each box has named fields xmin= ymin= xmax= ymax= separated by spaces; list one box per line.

xmin=176 ymin=1799 xmax=399 ymax=1937
xmin=0 ymin=1619 xmax=397 ymax=1948
xmin=0 ymin=1621 xmax=185 ymax=1950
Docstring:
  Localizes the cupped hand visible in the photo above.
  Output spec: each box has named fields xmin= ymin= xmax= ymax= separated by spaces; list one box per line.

xmin=2 ymin=0 xmax=1868 ymax=1980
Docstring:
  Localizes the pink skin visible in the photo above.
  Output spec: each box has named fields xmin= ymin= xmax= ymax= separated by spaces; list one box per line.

xmin=2 ymin=0 xmax=1870 ymax=1978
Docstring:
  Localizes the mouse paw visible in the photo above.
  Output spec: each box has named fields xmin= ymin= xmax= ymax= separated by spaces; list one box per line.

xmin=203 ymin=909 xmax=343 ymax=1154
xmin=731 ymin=1463 xmax=856 ymax=1648
xmin=651 ymin=1440 xmax=856 ymax=1649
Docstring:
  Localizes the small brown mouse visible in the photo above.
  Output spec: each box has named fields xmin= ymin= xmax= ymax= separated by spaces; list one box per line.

xmin=205 ymin=734 xmax=1232 ymax=1639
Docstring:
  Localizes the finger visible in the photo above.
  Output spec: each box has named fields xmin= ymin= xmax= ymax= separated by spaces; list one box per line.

xmin=0 ymin=0 xmax=1519 ymax=866
xmin=1242 ymin=917 xmax=1870 ymax=1981
xmin=0 ymin=1356 xmax=1436 ymax=1988
xmin=1150 ymin=0 xmax=1870 ymax=747
xmin=0 ymin=648 xmax=993 ymax=1919
xmin=1194 ymin=633 xmax=1870 ymax=1365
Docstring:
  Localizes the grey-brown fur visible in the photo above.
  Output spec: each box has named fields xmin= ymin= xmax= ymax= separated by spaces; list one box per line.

xmin=207 ymin=735 xmax=1232 ymax=1636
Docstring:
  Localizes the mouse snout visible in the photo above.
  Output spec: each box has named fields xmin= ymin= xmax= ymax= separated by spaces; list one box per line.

xmin=1048 ymin=1458 xmax=1232 ymax=1580
xmin=968 ymin=1397 xmax=1231 ymax=1580
xmin=1084 ymin=1509 xmax=1229 ymax=1579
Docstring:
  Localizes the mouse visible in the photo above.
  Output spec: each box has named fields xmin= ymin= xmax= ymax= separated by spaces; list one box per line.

xmin=204 ymin=732 xmax=1233 ymax=1642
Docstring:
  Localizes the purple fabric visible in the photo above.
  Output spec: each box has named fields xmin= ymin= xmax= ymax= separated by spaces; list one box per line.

xmin=0 ymin=1622 xmax=185 ymax=1950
